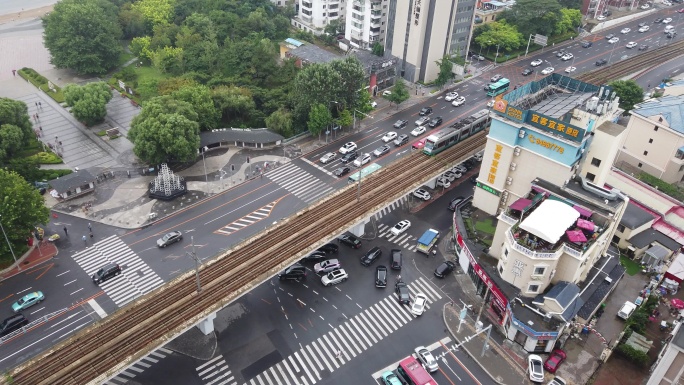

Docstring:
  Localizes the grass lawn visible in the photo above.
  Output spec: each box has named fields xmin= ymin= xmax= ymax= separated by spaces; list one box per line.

xmin=474 ymin=218 xmax=496 ymax=235
xmin=620 ymin=255 xmax=642 ymax=276
xmin=134 ymin=65 xmax=168 ymax=82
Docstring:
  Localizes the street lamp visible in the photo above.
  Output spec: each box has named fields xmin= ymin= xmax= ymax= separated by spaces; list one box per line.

xmin=201 ymin=146 xmax=209 ymax=182
xmin=353 ymin=109 xmax=372 ymax=132
xmin=485 ymin=40 xmax=492 ymax=56
xmin=494 ymin=44 xmax=501 ymax=66
xmin=0 ymin=215 xmax=19 ymax=270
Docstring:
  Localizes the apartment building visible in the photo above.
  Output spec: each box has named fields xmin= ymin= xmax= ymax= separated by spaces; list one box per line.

xmin=292 ymin=0 xmax=345 ymax=34
xmin=344 ymin=0 xmax=388 ymax=50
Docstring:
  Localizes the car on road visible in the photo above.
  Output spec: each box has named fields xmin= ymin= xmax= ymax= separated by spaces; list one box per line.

xmin=444 ymin=92 xmax=458 ymax=101
xmin=638 ymin=44 xmax=649 ymax=51
xmin=555 ymin=49 xmax=566 ymax=58
xmin=415 ymin=116 xmax=430 ymax=127
xmin=490 ymin=74 xmax=503 ymax=82
xmin=621 ymin=27 xmax=631 ymax=34
xmin=12 ymin=291 xmax=45 ymax=313
xmin=544 ymin=349 xmax=567 ymax=373
xmin=410 ymin=294 xmax=428 ymax=316
xmin=664 ymin=0 xmax=673 ymax=5
xmin=541 ymin=67 xmax=555 ymax=75
xmin=595 ymin=58 xmax=608 ymax=66
xmin=300 ymin=250 xmax=328 ymax=263
xmin=561 ymin=53 xmax=573 ymax=61
xmin=0 ymin=314 xmax=29 ymax=337
xmin=340 ymin=151 xmax=358 ymax=164
xmin=679 ymin=7 xmax=684 ymax=12
xmin=626 ymin=41 xmax=637 ymax=48
xmin=522 ymin=68 xmax=534 ymax=76
xmin=565 ymin=66 xmax=576 ymax=73
xmin=390 ymin=220 xmax=411 ymax=236
xmin=528 ymin=354 xmax=545 ymax=382
xmin=639 ymin=25 xmax=650 ymax=32
xmin=339 ymin=142 xmax=357 ymax=154
xmin=353 ymin=153 xmax=371 ymax=167
xmin=471 ymin=53 xmax=485 ymax=61
xmin=487 ymin=99 xmax=495 ymax=108
xmin=419 ymin=107 xmax=433 ymax=116
xmin=663 ymin=17 xmax=673 ymax=23
xmin=413 ymin=188 xmax=431 ymax=201
xmin=157 ymin=231 xmax=182 ymax=248
xmin=530 ymin=59 xmax=543 ymax=67
xmin=394 ymin=134 xmax=409 ymax=146
xmin=318 ymin=243 xmax=339 ymax=254
xmin=411 ymin=126 xmax=426 ymax=136
xmin=597 ymin=15 xmax=606 ymax=20
xmin=319 ymin=152 xmax=336 ymax=164
xmin=361 ymin=246 xmax=383 ymax=266
xmin=393 ymin=119 xmax=408 ymax=129
xmin=452 ymin=96 xmax=466 ymax=107
xmin=434 ymin=260 xmax=456 ymax=278
xmin=549 ymin=377 xmax=567 ymax=385
xmin=321 ymin=269 xmax=348 ymax=286
xmin=339 ymin=233 xmax=362 ymax=249
xmin=92 ymin=263 xmax=122 ymax=284
xmin=655 ymin=17 xmax=664 ymax=23
xmin=278 ymin=264 xmax=307 ymax=281
xmin=414 ymin=346 xmax=438 ymax=372
xmin=333 ymin=166 xmax=351 ymax=177
xmin=314 ymin=259 xmax=341 ymax=274
xmin=390 ymin=249 xmax=403 ymax=270
xmin=582 ymin=41 xmax=593 ymax=48
xmin=375 ymin=265 xmax=388 ymax=288
xmin=667 ymin=31 xmax=677 ymax=38
xmin=412 ymin=138 xmax=426 ymax=149
xmin=373 ymin=144 xmax=391 ymax=157
xmin=448 ymin=196 xmax=465 ymax=211
xmin=382 ymin=132 xmax=397 ymax=142
xmin=605 ymin=33 xmax=615 ymax=39
xmin=428 ymin=116 xmax=443 ymax=128
xmin=395 ymin=281 xmax=410 ymax=304
xmin=381 ymin=371 xmax=402 ymax=385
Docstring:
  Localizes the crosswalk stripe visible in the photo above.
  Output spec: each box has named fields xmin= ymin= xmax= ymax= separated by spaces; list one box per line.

xmin=297 ymin=349 xmax=320 ymax=381
xmin=374 ymin=301 xmax=401 ymax=330
xmin=274 ymin=362 xmax=292 ymax=385
xmin=388 ymin=297 xmax=415 ymax=321
xmin=348 ymin=317 xmax=373 ymax=347
xmin=311 ymin=340 xmax=335 ymax=373
xmin=268 ymin=367 xmax=281 ymax=385
xmin=413 ymin=278 xmax=441 ymax=301
xmin=287 ymin=355 xmax=300 ymax=372
xmin=256 ymin=375 xmax=266 ymax=385
xmin=337 ymin=324 xmax=363 ymax=354
xmin=282 ymin=360 xmax=298 ymax=385
xmin=321 ymin=334 xmax=345 ymax=366
xmin=266 ymin=162 xmax=332 ymax=203
xmin=353 ymin=314 xmax=378 ymax=344
xmin=368 ymin=306 xmax=394 ymax=333
xmin=341 ymin=322 xmax=368 ymax=352
xmin=382 ymin=298 xmax=411 ymax=324
xmin=361 ymin=309 xmax=387 ymax=338
xmin=332 ymin=328 xmax=357 ymax=359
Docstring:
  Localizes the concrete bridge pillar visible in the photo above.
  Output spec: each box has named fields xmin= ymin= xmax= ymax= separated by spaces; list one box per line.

xmin=349 ymin=219 xmax=369 ymax=237
xmin=196 ymin=312 xmax=217 ymax=335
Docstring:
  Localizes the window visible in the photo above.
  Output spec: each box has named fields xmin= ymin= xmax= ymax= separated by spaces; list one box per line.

xmin=527 ymin=284 xmax=540 ymax=293
xmin=499 ymin=265 xmax=504 ymax=274
xmin=676 ymin=149 xmax=684 ymax=160
xmin=586 ymin=172 xmax=595 ymax=182
xmin=654 ymin=126 xmax=658 ymax=131
xmin=649 ymin=138 xmax=653 ymax=144
xmin=591 ymin=157 xmax=601 ymax=167
xmin=659 ymin=117 xmax=664 ymax=123
xmin=644 ymin=151 xmax=648 ymax=156
xmin=618 ymin=224 xmax=625 ymax=232
xmin=533 ymin=266 xmax=546 ymax=276
xmin=638 ymin=162 xmax=643 ymax=168
xmin=680 ymin=164 xmax=684 ymax=172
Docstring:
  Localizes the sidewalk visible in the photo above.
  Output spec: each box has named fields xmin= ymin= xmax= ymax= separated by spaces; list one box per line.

xmin=0 ymin=241 xmax=58 ymax=280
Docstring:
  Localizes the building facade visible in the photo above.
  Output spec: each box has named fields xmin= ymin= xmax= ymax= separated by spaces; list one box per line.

xmin=647 ymin=322 xmax=684 ymax=385
xmin=292 ymin=0 xmax=346 ymax=34
xmin=344 ymin=0 xmax=388 ymax=50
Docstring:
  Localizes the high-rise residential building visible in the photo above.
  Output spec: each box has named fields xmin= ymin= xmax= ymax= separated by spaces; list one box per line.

xmin=344 ymin=0 xmax=388 ymax=50
xmin=292 ymin=0 xmax=346 ymax=34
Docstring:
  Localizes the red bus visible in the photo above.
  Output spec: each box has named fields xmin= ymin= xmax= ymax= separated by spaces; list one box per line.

xmin=396 ymin=356 xmax=438 ymax=385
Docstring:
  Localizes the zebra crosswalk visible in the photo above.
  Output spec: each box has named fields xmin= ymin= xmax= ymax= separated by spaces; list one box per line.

xmin=196 ymin=355 xmax=236 ymax=385
xmin=376 ymin=223 xmax=417 ymax=252
xmin=247 ymin=277 xmax=442 ymax=385
xmin=215 ymin=199 xmax=280 ymax=236
xmin=373 ymin=196 xmax=407 ymax=220
xmin=103 ymin=347 xmax=173 ymax=385
xmin=72 ymin=235 xmax=164 ymax=307
xmin=265 ymin=162 xmax=332 ymax=203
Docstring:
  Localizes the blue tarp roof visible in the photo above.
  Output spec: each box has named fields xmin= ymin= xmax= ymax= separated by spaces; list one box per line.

xmin=418 ymin=229 xmax=438 ymax=244
xmin=285 ymin=38 xmax=304 ymax=47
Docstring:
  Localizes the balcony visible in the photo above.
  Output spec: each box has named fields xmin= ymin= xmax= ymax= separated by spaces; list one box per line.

xmin=371 ymin=17 xmax=381 ymax=27
xmin=506 ymin=230 xmax=561 ymax=259
xmin=299 ymin=14 xmax=313 ymax=23
xmin=351 ymin=30 xmax=363 ymax=40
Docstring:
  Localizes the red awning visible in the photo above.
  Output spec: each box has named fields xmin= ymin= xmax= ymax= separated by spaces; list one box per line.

xmin=566 ymin=230 xmax=587 ymax=243
xmin=574 ymin=205 xmax=592 ymax=218
xmin=510 ymin=198 xmax=532 ymax=212
xmin=577 ymin=218 xmax=596 ymax=232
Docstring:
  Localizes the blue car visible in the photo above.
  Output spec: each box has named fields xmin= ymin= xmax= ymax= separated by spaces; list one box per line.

xmin=381 ymin=370 xmax=402 ymax=385
xmin=12 ymin=291 xmax=45 ymax=313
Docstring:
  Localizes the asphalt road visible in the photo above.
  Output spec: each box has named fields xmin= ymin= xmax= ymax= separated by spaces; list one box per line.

xmin=1 ymin=4 xmax=684 ymax=376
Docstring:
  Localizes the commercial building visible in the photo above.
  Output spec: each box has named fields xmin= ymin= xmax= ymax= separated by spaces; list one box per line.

xmin=474 ymin=0 xmax=510 ymax=25
xmin=292 ymin=0 xmax=346 ymax=34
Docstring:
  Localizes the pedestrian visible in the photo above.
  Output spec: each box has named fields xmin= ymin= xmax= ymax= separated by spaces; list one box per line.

xmin=82 ymin=235 xmax=87 ymax=246
xmin=63 ymin=226 xmax=68 ymax=236
xmin=89 ymin=231 xmax=94 ymax=240
xmin=35 ymin=102 xmax=38 ymax=108
xmin=335 ymin=350 xmax=342 ymax=359
xmin=36 ymin=113 xmax=39 ymax=121
xmin=38 ymin=101 xmax=42 ymax=110
xmin=12 ymin=69 xmax=16 ymax=77
xmin=88 ymin=222 xmax=92 ymax=232
xmin=39 ymin=126 xmax=42 ymax=132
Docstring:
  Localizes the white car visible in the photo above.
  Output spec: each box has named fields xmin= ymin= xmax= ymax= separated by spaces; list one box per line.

xmin=549 ymin=376 xmax=567 ymax=385
xmin=663 ymin=18 xmax=673 ymax=23
xmin=353 ymin=153 xmax=371 ymax=167
xmin=565 ymin=66 xmax=576 ymax=73
xmin=415 ymin=116 xmax=430 ymax=126
xmin=641 ymin=3 xmax=650 ymax=9
xmin=436 ymin=177 xmax=450 ymax=188
xmin=444 ymin=92 xmax=458 ymax=101
xmin=621 ymin=27 xmax=631 ymax=34
xmin=339 ymin=142 xmax=357 ymax=154
xmin=321 ymin=269 xmax=348 ymax=286
xmin=453 ymin=164 xmax=467 ymax=173
xmin=411 ymin=126 xmax=426 ymax=136
xmin=664 ymin=0 xmax=672 ymax=5
xmin=390 ymin=220 xmax=411 ymax=236
xmin=382 ymin=132 xmax=397 ymax=142
xmin=411 ymin=294 xmax=428 ymax=316
xmin=530 ymin=59 xmax=543 ymax=67
xmin=320 ymin=152 xmax=336 ymax=164
xmin=487 ymin=99 xmax=495 ymax=108
xmin=626 ymin=41 xmax=637 ymax=48
xmin=370 ymin=101 xmax=378 ymax=108
xmin=561 ymin=53 xmax=573 ymax=61
xmin=597 ymin=15 xmax=607 ymax=20
xmin=451 ymin=96 xmax=466 ymax=107
xmin=639 ymin=25 xmax=650 ymax=32
xmin=414 ymin=346 xmax=438 ymax=372
xmin=413 ymin=189 xmax=431 ymax=201
xmin=541 ymin=67 xmax=554 ymax=74
xmin=608 ymin=37 xmax=620 ymax=44
xmin=528 ymin=354 xmax=544 ymax=382
xmin=382 ymin=90 xmax=392 ymax=96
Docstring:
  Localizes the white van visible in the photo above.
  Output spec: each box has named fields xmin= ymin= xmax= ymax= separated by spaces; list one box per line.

xmin=617 ymin=301 xmax=637 ymax=320
xmin=665 ymin=25 xmax=675 ymax=33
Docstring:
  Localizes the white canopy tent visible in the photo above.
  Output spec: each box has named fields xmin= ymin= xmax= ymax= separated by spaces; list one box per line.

xmin=519 ymin=200 xmax=580 ymax=244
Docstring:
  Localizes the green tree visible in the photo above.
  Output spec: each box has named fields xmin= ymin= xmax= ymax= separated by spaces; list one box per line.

xmin=356 ymin=87 xmax=374 ymax=113
xmin=292 ymin=63 xmax=342 ymax=126
xmin=371 ymin=42 xmax=384 ymax=57
xmin=211 ymin=86 xmax=256 ymax=127
xmin=609 ymin=80 xmax=644 ymax=112
xmin=386 ymin=80 xmax=410 ymax=108
xmin=42 ymin=0 xmax=123 ymax=75
xmin=330 ymin=57 xmax=366 ymax=111
xmin=307 ymin=103 xmax=332 ymax=141
xmin=0 ymin=98 xmax=33 ymax=160
xmin=498 ymin=0 xmax=562 ymax=37
xmin=171 ymin=84 xmax=220 ymax=130
xmin=474 ymin=21 xmax=525 ymax=52
xmin=118 ymin=3 xmax=148 ymax=39
xmin=265 ymin=108 xmax=294 ymax=137
xmin=128 ymin=96 xmax=201 ymax=164
xmin=434 ymin=55 xmax=455 ymax=89
xmin=555 ymin=8 xmax=582 ymax=35
xmin=153 ymin=46 xmax=184 ymax=75
xmin=63 ymin=82 xmax=113 ymax=126
xmin=0 ymin=125 xmax=25 ymax=161
xmin=132 ymin=0 xmax=175 ymax=26
xmin=130 ymin=36 xmax=154 ymax=62
xmin=0 ymin=169 xmax=50 ymax=262
xmin=336 ymin=109 xmax=353 ymax=128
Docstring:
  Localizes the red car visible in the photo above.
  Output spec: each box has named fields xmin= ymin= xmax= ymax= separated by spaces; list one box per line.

xmin=412 ymin=138 xmax=426 ymax=149
xmin=544 ymin=349 xmax=567 ymax=373
xmin=678 ymin=8 xmax=684 ymax=13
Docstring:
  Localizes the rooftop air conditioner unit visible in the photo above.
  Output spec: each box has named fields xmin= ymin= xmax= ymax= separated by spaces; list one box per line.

xmin=604 ymin=277 xmax=613 ymax=284
xmin=510 ymin=163 xmax=517 ymax=170
xmin=514 ymin=147 xmax=521 ymax=156
xmin=506 ymin=177 xmax=513 ymax=185
xmin=519 ymin=130 xmax=526 ymax=138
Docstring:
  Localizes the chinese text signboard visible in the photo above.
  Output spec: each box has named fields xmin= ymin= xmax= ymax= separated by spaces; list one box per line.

xmin=526 ymin=112 xmax=584 ymax=142
xmin=487 ymin=144 xmax=503 ymax=185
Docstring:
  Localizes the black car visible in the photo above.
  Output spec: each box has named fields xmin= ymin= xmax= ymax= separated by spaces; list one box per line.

xmin=300 ymin=250 xmax=327 ymax=263
xmin=340 ymin=151 xmax=358 ymax=164
xmin=419 ymin=107 xmax=432 ymax=116
xmin=393 ymin=119 xmax=408 ymax=129
xmin=638 ymin=22 xmax=647 ymax=27
xmin=333 ymin=166 xmax=351 ymax=177
xmin=375 ymin=265 xmax=388 ymax=288
xmin=654 ymin=17 xmax=663 ymax=23
xmin=0 ymin=314 xmax=29 ymax=337
xmin=390 ymin=249 xmax=402 ymax=270
xmin=522 ymin=68 xmax=533 ymax=76
xmin=448 ymin=196 xmax=465 ymax=211
xmin=667 ymin=31 xmax=676 ymax=39
xmin=361 ymin=246 xmax=382 ymax=266
xmin=595 ymin=59 xmax=608 ymax=66
xmin=428 ymin=116 xmax=443 ymax=128
xmin=278 ymin=264 xmax=307 ymax=281
xmin=92 ymin=263 xmax=122 ymax=284
xmin=339 ymin=233 xmax=362 ymax=249
xmin=394 ymin=134 xmax=409 ymax=146
xmin=434 ymin=261 xmax=456 ymax=278
xmin=638 ymin=44 xmax=649 ymax=51
xmin=318 ymin=243 xmax=339 ymax=254
xmin=603 ymin=10 xmax=612 ymax=16
xmin=582 ymin=41 xmax=593 ymax=48
xmin=395 ymin=281 xmax=410 ymax=304
xmin=605 ymin=33 xmax=615 ymax=40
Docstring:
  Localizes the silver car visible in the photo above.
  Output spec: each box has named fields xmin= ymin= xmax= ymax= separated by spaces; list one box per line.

xmin=415 ymin=346 xmax=439 ymax=372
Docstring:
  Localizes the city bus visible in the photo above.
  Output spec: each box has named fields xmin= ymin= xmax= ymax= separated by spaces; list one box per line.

xmin=486 ymin=78 xmax=510 ymax=97
xmin=348 ymin=163 xmax=381 ymax=182
xmin=396 ymin=356 xmax=438 ymax=385
xmin=423 ymin=109 xmax=491 ymax=156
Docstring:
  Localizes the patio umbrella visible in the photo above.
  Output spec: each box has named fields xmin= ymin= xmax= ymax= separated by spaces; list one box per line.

xmin=671 ymin=298 xmax=684 ymax=310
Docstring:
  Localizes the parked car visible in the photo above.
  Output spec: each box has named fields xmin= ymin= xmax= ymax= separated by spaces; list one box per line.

xmin=319 ymin=152 xmax=336 ymax=164
xmin=419 ymin=107 xmax=433 ymax=116
xmin=434 ymin=261 xmax=456 ymax=278
xmin=617 ymin=301 xmax=637 ymax=319
xmin=382 ymin=90 xmax=392 ymax=96
xmin=390 ymin=220 xmax=411 ymax=236
xmin=522 ymin=68 xmax=534 ymax=76
xmin=353 ymin=153 xmax=371 ymax=167
xmin=395 ymin=281 xmax=410 ymax=304
xmin=381 ymin=371 xmax=402 ymax=385
xmin=92 ymin=263 xmax=122 ymax=284
xmin=390 ymin=249 xmax=403 ymax=270
xmin=411 ymin=294 xmax=428 ymax=316
xmin=382 ymin=132 xmax=398 ymax=142
xmin=339 ymin=142 xmax=357 ymax=154
xmin=490 ymin=74 xmax=503 ymax=82
xmin=448 ymin=196 xmax=465 ymax=211
xmin=278 ymin=264 xmax=307 ymax=281
xmin=596 ymin=15 xmax=606 ymax=20
xmin=444 ymin=92 xmax=458 ymax=101
xmin=452 ymin=164 xmax=467 ymax=173
xmin=300 ymin=250 xmax=328 ymax=263
xmin=321 ymin=269 xmax=348 ymax=286
xmin=528 ymin=354 xmax=545 ymax=383
xmin=415 ymin=116 xmax=430 ymax=126
xmin=548 ymin=376 xmax=567 ymax=385
xmin=414 ymin=346 xmax=438 ymax=371
xmin=314 ymin=259 xmax=341 ymax=274
xmin=394 ymin=134 xmax=409 ymax=146
xmin=451 ymin=96 xmax=466 ymax=107
xmin=442 ymin=170 xmax=457 ymax=182
xmin=373 ymin=144 xmax=391 ymax=157
xmin=375 ymin=265 xmax=388 ymax=288
xmin=333 ymin=166 xmax=351 ymax=177
xmin=413 ymin=189 xmax=431 ymax=201
xmin=339 ymin=233 xmax=362 ymax=249
xmin=544 ymin=349 xmax=567 ymax=373
xmin=641 ymin=3 xmax=650 ymax=9
xmin=11 ymin=291 xmax=45 ymax=313
xmin=361 ymin=246 xmax=383 ymax=267
xmin=0 ymin=314 xmax=29 ymax=337
xmin=157 ymin=231 xmax=182 ymax=247
xmin=393 ymin=119 xmax=408 ymax=129
xmin=428 ymin=116 xmax=443 ymax=128
xmin=340 ymin=151 xmax=358 ymax=164
xmin=436 ymin=177 xmax=450 ymax=188
xmin=318 ymin=243 xmax=339 ymax=254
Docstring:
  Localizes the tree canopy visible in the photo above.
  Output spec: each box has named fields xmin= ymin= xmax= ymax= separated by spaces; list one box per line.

xmin=63 ymin=82 xmax=113 ymax=126
xmin=609 ymin=80 xmax=644 ymax=113
xmin=307 ymin=103 xmax=332 ymax=140
xmin=474 ymin=21 xmax=525 ymax=52
xmin=43 ymin=0 xmax=123 ymax=75
xmin=499 ymin=0 xmax=563 ymax=38
xmin=386 ymin=80 xmax=410 ymax=108
xmin=434 ymin=55 xmax=455 ymax=89
xmin=0 ymin=98 xmax=33 ymax=162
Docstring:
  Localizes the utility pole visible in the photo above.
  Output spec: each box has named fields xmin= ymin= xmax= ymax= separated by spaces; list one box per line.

xmin=353 ymin=109 xmax=372 ymax=132
xmin=475 ymin=285 xmax=491 ymax=327
xmin=187 ymin=236 xmax=202 ymax=293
